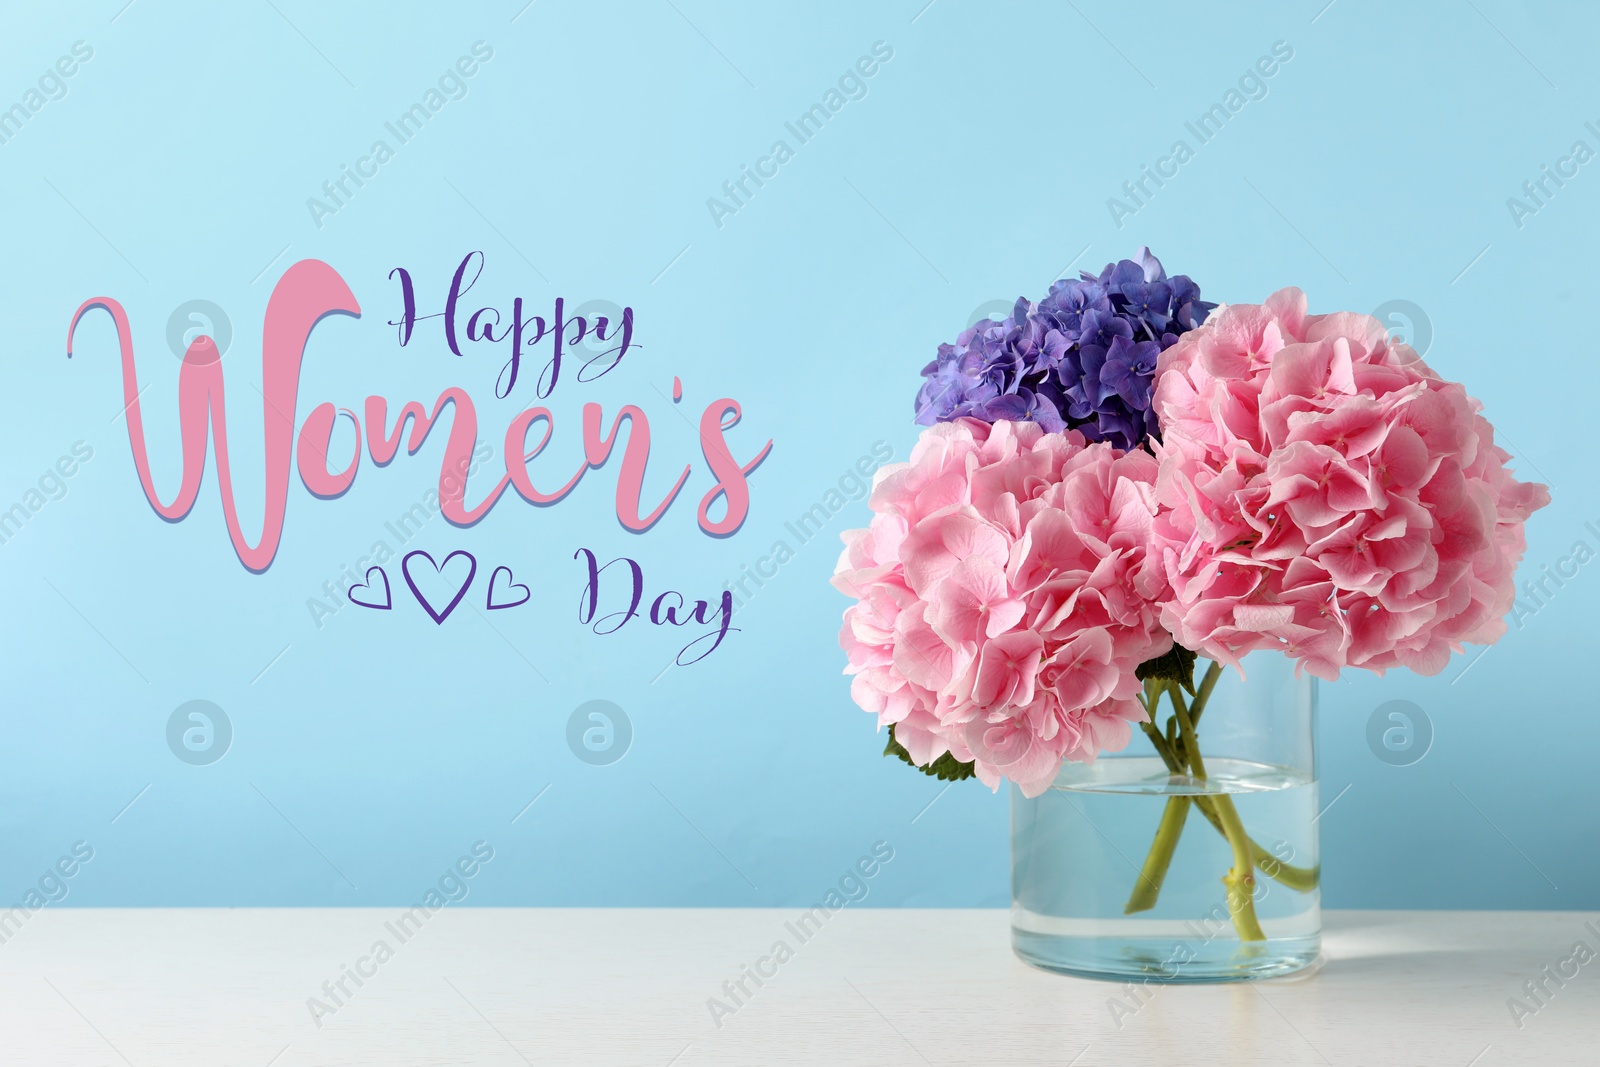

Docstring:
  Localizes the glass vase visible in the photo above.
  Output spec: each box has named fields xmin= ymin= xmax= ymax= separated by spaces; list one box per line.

xmin=1011 ymin=652 xmax=1320 ymax=981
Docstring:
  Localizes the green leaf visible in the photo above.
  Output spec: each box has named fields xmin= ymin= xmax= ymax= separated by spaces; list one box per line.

xmin=884 ymin=723 xmax=976 ymax=782
xmin=1135 ymin=644 xmax=1198 ymax=695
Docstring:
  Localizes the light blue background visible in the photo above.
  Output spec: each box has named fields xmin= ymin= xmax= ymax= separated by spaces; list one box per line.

xmin=0 ymin=0 xmax=1593 ymax=910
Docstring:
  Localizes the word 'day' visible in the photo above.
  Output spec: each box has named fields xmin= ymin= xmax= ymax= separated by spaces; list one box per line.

xmin=575 ymin=548 xmax=735 ymax=665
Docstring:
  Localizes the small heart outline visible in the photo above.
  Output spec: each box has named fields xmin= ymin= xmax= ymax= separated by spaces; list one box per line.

xmin=401 ymin=550 xmax=477 ymax=625
xmin=486 ymin=565 xmax=531 ymax=610
xmin=347 ymin=566 xmax=392 ymax=610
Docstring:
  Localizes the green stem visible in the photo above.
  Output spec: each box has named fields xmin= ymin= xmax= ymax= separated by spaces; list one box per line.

xmin=1123 ymin=668 xmax=1321 ymax=913
xmin=1170 ymin=687 xmax=1266 ymax=942
xmin=1124 ymin=796 xmax=1192 ymax=914
xmin=1184 ymin=664 xmax=1320 ymax=891
xmin=1244 ymin=835 xmax=1320 ymax=893
xmin=1188 ymin=660 xmax=1224 ymax=729
xmin=1183 ymin=799 xmax=1321 ymax=889
xmin=1137 ymin=679 xmax=1182 ymax=772
xmin=1212 ymin=794 xmax=1270 ymax=941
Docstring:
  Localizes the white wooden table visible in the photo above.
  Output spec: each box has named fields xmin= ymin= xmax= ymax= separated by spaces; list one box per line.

xmin=0 ymin=908 xmax=1592 ymax=1065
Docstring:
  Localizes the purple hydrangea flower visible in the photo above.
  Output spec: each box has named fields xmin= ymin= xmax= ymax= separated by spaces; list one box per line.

xmin=914 ymin=247 xmax=1215 ymax=451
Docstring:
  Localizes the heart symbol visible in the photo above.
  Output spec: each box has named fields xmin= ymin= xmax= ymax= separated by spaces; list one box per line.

xmin=486 ymin=565 xmax=531 ymax=610
xmin=401 ymin=550 xmax=477 ymax=625
xmin=346 ymin=566 xmax=392 ymax=610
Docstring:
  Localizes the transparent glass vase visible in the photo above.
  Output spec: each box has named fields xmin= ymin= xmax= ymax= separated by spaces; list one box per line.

xmin=1011 ymin=652 xmax=1320 ymax=981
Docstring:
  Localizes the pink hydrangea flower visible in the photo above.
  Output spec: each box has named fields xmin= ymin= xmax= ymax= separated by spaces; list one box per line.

xmin=1150 ymin=288 xmax=1550 ymax=679
xmin=833 ymin=418 xmax=1172 ymax=796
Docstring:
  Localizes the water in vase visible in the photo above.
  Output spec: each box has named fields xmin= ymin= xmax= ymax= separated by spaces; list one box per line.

xmin=1012 ymin=755 xmax=1321 ymax=981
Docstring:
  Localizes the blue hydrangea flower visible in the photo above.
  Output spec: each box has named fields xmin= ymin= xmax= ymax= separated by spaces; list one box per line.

xmin=916 ymin=247 xmax=1215 ymax=450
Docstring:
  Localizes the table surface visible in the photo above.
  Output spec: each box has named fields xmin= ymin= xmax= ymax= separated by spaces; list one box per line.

xmin=0 ymin=908 xmax=1594 ymax=1065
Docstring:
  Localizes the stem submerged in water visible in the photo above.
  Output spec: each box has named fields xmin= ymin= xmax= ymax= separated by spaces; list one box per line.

xmin=1121 ymin=662 xmax=1316 ymax=938
xmin=1210 ymin=792 xmax=1269 ymax=942
xmin=1123 ymin=796 xmax=1191 ymax=915
xmin=1169 ymin=682 xmax=1267 ymax=943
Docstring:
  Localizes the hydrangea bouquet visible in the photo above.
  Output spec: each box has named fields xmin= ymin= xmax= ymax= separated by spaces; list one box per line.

xmin=835 ymin=249 xmax=1548 ymax=948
